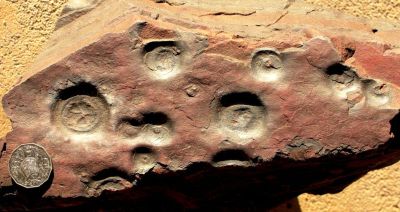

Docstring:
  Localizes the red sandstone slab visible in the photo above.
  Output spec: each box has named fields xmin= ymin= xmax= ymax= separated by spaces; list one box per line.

xmin=1 ymin=0 xmax=400 ymax=210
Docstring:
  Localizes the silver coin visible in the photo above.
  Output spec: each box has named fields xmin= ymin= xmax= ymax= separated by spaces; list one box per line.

xmin=8 ymin=143 xmax=53 ymax=188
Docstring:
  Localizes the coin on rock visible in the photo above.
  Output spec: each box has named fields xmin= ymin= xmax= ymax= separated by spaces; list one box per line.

xmin=8 ymin=143 xmax=53 ymax=188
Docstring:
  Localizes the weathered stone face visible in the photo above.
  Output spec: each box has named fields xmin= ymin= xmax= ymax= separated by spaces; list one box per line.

xmin=1 ymin=0 xmax=400 ymax=210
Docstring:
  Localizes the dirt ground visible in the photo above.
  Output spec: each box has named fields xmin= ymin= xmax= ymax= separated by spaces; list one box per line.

xmin=305 ymin=0 xmax=399 ymax=21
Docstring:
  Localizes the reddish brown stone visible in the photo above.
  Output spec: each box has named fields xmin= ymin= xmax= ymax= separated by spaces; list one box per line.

xmin=1 ymin=0 xmax=400 ymax=210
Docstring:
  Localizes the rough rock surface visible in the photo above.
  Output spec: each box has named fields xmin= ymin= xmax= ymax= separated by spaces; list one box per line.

xmin=55 ymin=0 xmax=104 ymax=29
xmin=1 ymin=0 xmax=400 ymax=210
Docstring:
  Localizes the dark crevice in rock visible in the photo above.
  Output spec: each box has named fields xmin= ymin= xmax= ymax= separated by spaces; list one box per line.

xmin=119 ymin=112 xmax=171 ymax=127
xmin=264 ymin=11 xmax=289 ymax=28
xmin=344 ymin=47 xmax=356 ymax=60
xmin=0 ymin=142 xmax=6 ymax=158
xmin=390 ymin=110 xmax=400 ymax=137
xmin=133 ymin=146 xmax=154 ymax=154
xmin=119 ymin=117 xmax=142 ymax=127
xmin=142 ymin=112 xmax=169 ymax=125
xmin=153 ymin=0 xmax=186 ymax=6
xmin=326 ymin=63 xmax=351 ymax=75
xmin=212 ymin=149 xmax=251 ymax=162
xmin=90 ymin=168 xmax=132 ymax=182
xmin=199 ymin=11 xmax=256 ymax=17
xmin=1 ymin=171 xmax=54 ymax=206
xmin=142 ymin=41 xmax=179 ymax=54
xmin=326 ymin=63 xmax=359 ymax=85
xmin=219 ymin=92 xmax=264 ymax=107
xmin=57 ymin=82 xmax=101 ymax=100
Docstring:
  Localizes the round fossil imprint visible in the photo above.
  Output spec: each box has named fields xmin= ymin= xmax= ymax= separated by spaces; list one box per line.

xmin=220 ymin=104 xmax=264 ymax=132
xmin=142 ymin=124 xmax=171 ymax=144
xmin=132 ymin=151 xmax=157 ymax=174
xmin=8 ymin=143 xmax=52 ymax=188
xmin=56 ymin=95 xmax=108 ymax=132
xmin=251 ymin=49 xmax=283 ymax=82
xmin=144 ymin=46 xmax=181 ymax=79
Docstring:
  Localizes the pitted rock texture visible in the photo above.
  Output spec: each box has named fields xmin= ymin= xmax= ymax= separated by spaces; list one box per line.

xmin=1 ymin=0 xmax=400 ymax=210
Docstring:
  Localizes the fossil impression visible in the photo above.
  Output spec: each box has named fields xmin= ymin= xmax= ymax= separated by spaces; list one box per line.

xmin=1 ymin=0 xmax=400 ymax=210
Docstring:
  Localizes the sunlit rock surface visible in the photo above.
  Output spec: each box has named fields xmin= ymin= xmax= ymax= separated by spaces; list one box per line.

xmin=1 ymin=0 xmax=400 ymax=210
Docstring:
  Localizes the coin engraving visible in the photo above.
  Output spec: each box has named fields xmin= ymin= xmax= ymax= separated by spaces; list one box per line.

xmin=8 ymin=143 xmax=52 ymax=188
xmin=58 ymin=95 xmax=107 ymax=132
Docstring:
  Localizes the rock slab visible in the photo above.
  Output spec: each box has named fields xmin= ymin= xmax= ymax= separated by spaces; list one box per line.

xmin=1 ymin=0 xmax=400 ymax=210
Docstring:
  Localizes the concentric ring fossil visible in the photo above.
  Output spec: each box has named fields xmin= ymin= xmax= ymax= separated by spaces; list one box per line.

xmin=144 ymin=44 xmax=181 ymax=80
xmin=53 ymin=95 xmax=108 ymax=133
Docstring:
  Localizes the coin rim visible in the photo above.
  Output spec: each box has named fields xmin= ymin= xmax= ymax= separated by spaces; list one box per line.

xmin=8 ymin=143 xmax=53 ymax=189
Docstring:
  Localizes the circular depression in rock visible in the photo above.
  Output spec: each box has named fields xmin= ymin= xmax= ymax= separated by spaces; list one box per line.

xmin=144 ymin=45 xmax=181 ymax=79
xmin=132 ymin=147 xmax=157 ymax=174
xmin=217 ymin=92 xmax=266 ymax=138
xmin=55 ymin=95 xmax=108 ymax=132
xmin=220 ymin=105 xmax=263 ymax=132
xmin=251 ymin=49 xmax=283 ymax=82
xmin=142 ymin=124 xmax=171 ymax=144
